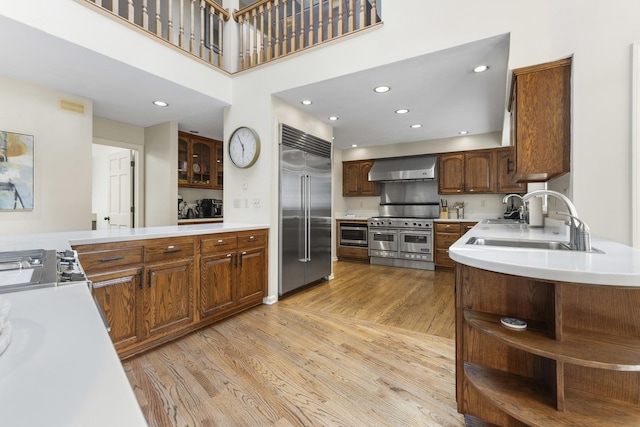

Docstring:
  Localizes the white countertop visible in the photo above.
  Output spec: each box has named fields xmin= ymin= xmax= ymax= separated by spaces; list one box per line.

xmin=449 ymin=221 xmax=640 ymax=286
xmin=0 ymin=222 xmax=269 ymax=252
xmin=0 ymin=283 xmax=147 ymax=427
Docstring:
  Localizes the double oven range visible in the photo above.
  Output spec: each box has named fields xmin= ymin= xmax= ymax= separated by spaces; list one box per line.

xmin=368 ymin=216 xmax=435 ymax=270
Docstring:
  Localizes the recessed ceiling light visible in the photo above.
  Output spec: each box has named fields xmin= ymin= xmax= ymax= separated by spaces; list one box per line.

xmin=351 ymin=144 xmax=358 ymax=148
xmin=473 ymin=65 xmax=490 ymax=73
xmin=395 ymin=109 xmax=409 ymax=114
xmin=374 ymin=86 xmax=391 ymax=93
xmin=459 ymin=130 xmax=469 ymax=135
xmin=153 ymin=100 xmax=169 ymax=107
xmin=329 ymin=116 xmax=339 ymax=121
xmin=301 ymin=100 xmax=312 ymax=105
xmin=410 ymin=124 xmax=422 ymax=129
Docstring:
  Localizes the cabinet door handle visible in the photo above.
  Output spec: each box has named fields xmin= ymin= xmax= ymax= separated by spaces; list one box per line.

xmin=147 ymin=270 xmax=152 ymax=288
xmin=100 ymin=255 xmax=125 ymax=262
xmin=138 ymin=270 xmax=143 ymax=290
xmin=248 ymin=236 xmax=258 ymax=242
xmin=239 ymin=251 xmax=247 ymax=267
xmin=163 ymin=248 xmax=182 ymax=254
xmin=507 ymin=158 xmax=514 ymax=174
xmin=215 ymin=240 xmax=229 ymax=246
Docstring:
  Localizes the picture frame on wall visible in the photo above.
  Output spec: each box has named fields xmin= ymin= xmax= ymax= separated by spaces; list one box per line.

xmin=0 ymin=130 xmax=34 ymax=211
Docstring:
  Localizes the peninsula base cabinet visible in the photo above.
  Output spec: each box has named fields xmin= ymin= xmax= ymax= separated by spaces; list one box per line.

xmin=74 ymin=229 xmax=268 ymax=359
xmin=456 ymin=264 xmax=640 ymax=426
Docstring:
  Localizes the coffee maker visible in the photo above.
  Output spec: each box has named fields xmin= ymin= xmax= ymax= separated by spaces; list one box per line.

xmin=200 ymin=199 xmax=222 ymax=218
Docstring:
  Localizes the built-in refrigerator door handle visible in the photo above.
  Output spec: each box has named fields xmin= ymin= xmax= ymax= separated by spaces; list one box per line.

xmin=299 ymin=174 xmax=308 ymax=263
xmin=306 ymin=173 xmax=312 ymax=262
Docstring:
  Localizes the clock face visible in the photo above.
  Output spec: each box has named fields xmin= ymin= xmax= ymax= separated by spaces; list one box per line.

xmin=228 ymin=127 xmax=260 ymax=168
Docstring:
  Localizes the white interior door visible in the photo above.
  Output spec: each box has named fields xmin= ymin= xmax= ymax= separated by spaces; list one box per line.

xmin=107 ymin=150 xmax=133 ymax=229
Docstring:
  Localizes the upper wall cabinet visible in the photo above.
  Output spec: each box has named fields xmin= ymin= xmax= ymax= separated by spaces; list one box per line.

xmin=178 ymin=132 xmax=223 ymax=189
xmin=343 ymin=160 xmax=379 ymax=197
xmin=509 ymin=58 xmax=571 ymax=182
xmin=438 ymin=150 xmax=496 ymax=194
xmin=496 ymin=147 xmax=527 ymax=193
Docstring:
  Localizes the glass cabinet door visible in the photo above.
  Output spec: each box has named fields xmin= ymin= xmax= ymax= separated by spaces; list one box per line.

xmin=215 ymin=141 xmax=223 ymax=188
xmin=191 ymin=140 xmax=212 ymax=186
xmin=178 ymin=136 xmax=189 ymax=185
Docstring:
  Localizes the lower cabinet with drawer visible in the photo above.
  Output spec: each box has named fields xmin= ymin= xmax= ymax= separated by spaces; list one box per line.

xmin=435 ymin=222 xmax=478 ymax=268
xmin=74 ymin=229 xmax=267 ymax=359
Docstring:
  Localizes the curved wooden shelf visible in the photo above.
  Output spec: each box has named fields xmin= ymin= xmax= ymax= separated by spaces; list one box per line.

xmin=465 ymin=362 xmax=640 ymax=427
xmin=464 ymin=310 xmax=640 ymax=371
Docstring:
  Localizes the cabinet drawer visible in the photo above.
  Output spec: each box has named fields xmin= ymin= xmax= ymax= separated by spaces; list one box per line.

xmin=436 ymin=233 xmax=460 ymax=249
xmin=435 ymin=222 xmax=461 ymax=233
xmin=338 ymin=245 xmax=369 ymax=260
xmin=238 ymin=230 xmax=268 ymax=249
xmin=144 ymin=238 xmax=194 ymax=263
xmin=77 ymin=246 xmax=143 ymax=272
xmin=201 ymin=233 xmax=238 ymax=255
xmin=435 ymin=248 xmax=455 ymax=268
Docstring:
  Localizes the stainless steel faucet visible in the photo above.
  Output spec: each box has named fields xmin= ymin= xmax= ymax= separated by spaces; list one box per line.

xmin=522 ymin=190 xmax=591 ymax=251
xmin=502 ymin=193 xmax=527 ymax=223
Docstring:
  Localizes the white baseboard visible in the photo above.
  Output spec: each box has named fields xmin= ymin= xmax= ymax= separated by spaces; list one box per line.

xmin=263 ymin=294 xmax=278 ymax=305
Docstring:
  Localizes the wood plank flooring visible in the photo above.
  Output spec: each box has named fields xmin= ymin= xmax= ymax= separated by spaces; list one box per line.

xmin=123 ymin=261 xmax=462 ymax=427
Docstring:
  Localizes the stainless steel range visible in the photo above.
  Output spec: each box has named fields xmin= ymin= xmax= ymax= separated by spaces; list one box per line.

xmin=368 ymin=217 xmax=434 ymax=270
xmin=366 ymin=155 xmax=440 ymax=270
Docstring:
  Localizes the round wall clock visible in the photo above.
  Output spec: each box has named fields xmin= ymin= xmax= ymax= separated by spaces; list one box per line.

xmin=228 ymin=126 xmax=261 ymax=169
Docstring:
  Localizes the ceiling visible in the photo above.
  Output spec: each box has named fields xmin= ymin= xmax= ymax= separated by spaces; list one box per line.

xmin=0 ymin=13 xmax=509 ymax=149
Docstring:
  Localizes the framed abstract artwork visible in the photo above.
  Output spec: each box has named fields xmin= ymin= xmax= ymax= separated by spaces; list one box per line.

xmin=0 ymin=130 xmax=34 ymax=211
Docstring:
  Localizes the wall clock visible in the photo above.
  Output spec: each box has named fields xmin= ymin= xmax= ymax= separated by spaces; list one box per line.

xmin=228 ymin=126 xmax=261 ymax=169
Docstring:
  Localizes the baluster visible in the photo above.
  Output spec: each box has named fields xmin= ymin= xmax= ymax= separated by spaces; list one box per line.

xmin=328 ymin=0 xmax=333 ymax=39
xmin=190 ymin=0 xmax=196 ymax=54
xmin=290 ymin=0 xmax=296 ymax=52
xmin=217 ymin=12 xmax=224 ymax=68
xmin=112 ymin=0 xmax=118 ymax=15
xmin=96 ymin=0 xmax=103 ymax=7
xmin=370 ymin=0 xmax=377 ymax=26
xmin=299 ymin=0 xmax=305 ymax=49
xmin=318 ymin=0 xmax=324 ymax=42
xmin=359 ymin=0 xmax=365 ymax=28
xmin=168 ymin=0 xmax=174 ymax=43
xmin=267 ymin=2 xmax=273 ymax=61
xmin=142 ymin=0 xmax=149 ymax=29
xmin=208 ymin=7 xmax=214 ymax=64
xmin=308 ymin=0 xmax=314 ymax=47
xmin=252 ymin=9 xmax=258 ymax=65
xmin=199 ymin=0 xmax=206 ymax=58
xmin=238 ymin=14 xmax=244 ymax=71
xmin=337 ymin=0 xmax=343 ymax=36
xmin=348 ymin=0 xmax=354 ymax=32
xmin=155 ymin=0 xmax=161 ymax=36
xmin=274 ymin=0 xmax=281 ymax=58
xmin=179 ymin=0 xmax=185 ymax=48
xmin=244 ymin=11 xmax=251 ymax=69
xmin=259 ymin=5 xmax=265 ymax=63
xmin=127 ymin=0 xmax=134 ymax=22
xmin=282 ymin=0 xmax=288 ymax=55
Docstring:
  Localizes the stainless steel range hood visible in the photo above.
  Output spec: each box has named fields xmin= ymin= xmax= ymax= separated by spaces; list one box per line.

xmin=368 ymin=155 xmax=437 ymax=182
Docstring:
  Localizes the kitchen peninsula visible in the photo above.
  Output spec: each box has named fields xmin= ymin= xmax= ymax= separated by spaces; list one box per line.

xmin=0 ymin=222 xmax=269 ymax=427
xmin=449 ymin=221 xmax=640 ymax=426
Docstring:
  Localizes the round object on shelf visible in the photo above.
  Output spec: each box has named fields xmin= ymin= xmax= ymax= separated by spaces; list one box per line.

xmin=500 ymin=317 xmax=527 ymax=330
xmin=193 ymin=163 xmax=200 ymax=173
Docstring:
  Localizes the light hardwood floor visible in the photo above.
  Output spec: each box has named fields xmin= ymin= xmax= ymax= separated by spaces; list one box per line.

xmin=123 ymin=261 xmax=463 ymax=427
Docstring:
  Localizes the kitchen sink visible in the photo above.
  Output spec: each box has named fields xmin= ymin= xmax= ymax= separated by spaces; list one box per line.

xmin=465 ymin=237 xmax=604 ymax=253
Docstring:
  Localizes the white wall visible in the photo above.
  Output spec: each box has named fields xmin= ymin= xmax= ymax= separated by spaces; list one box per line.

xmin=144 ymin=121 xmax=178 ymax=226
xmin=0 ymin=76 xmax=93 ymax=235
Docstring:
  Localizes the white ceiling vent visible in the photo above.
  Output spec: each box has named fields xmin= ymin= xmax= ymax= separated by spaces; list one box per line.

xmin=59 ymin=98 xmax=86 ymax=114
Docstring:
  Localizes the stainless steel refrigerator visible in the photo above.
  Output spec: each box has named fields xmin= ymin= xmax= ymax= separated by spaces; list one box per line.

xmin=279 ymin=124 xmax=332 ymax=296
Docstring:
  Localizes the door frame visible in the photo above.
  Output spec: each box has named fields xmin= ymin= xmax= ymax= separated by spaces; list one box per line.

xmin=93 ymin=137 xmax=144 ymax=228
xmin=632 ymin=41 xmax=640 ymax=248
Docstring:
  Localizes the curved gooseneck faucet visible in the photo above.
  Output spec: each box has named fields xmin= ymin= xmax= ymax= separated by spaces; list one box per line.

xmin=522 ymin=190 xmax=591 ymax=251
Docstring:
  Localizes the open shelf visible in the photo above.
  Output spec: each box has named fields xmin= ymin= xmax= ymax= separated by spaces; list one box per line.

xmin=465 ymin=362 xmax=640 ymax=426
xmin=465 ymin=310 xmax=640 ymax=371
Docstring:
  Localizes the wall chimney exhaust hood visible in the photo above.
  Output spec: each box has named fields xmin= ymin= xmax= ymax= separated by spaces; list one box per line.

xmin=368 ymin=155 xmax=437 ymax=182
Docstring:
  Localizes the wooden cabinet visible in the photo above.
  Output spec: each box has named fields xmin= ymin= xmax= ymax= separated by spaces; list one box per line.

xmin=509 ymin=58 xmax=571 ymax=182
xmin=438 ymin=150 xmax=495 ymax=194
xmin=178 ymin=131 xmax=223 ymax=189
xmin=434 ymin=221 xmax=477 ymax=268
xmin=456 ymin=264 xmax=640 ymax=426
xmin=143 ymin=237 xmax=195 ymax=339
xmin=496 ymin=147 xmax=527 ymax=193
xmin=343 ymin=160 xmax=379 ymax=197
xmin=199 ymin=230 xmax=268 ymax=322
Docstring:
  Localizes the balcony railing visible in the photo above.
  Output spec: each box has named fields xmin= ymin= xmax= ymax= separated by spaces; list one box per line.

xmin=81 ymin=0 xmax=381 ymax=72
xmin=234 ymin=0 xmax=382 ymax=71
xmin=83 ymin=0 xmax=230 ymax=68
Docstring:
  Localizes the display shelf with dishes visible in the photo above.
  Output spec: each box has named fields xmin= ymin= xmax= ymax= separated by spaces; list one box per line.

xmin=178 ymin=132 xmax=223 ymax=190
